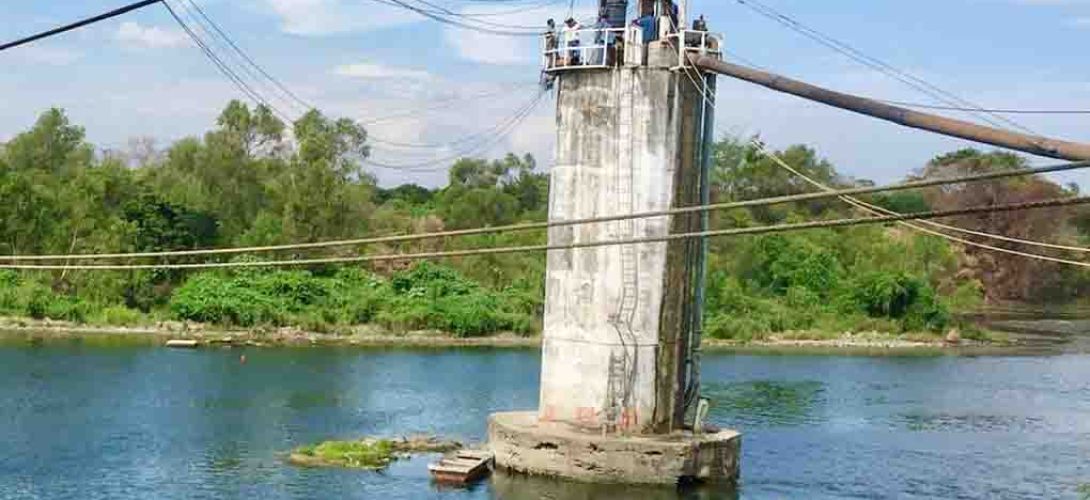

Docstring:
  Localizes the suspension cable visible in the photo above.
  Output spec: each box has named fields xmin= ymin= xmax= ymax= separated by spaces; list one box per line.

xmin=754 ymin=142 xmax=1090 ymax=263
xmin=674 ymin=38 xmax=1090 ymax=261
xmin=4 ymin=197 xmax=1088 ymax=271
xmin=0 ymin=0 xmax=163 ymax=52
xmin=4 ymin=161 xmax=1088 ymax=262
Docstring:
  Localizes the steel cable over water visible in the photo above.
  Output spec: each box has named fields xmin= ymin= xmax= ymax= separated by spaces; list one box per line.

xmin=677 ymin=48 xmax=1090 ymax=261
xmin=3 ymin=197 xmax=1090 ymax=270
xmin=5 ymin=161 xmax=1089 ymax=263
xmin=755 ymin=143 xmax=1090 ymax=267
xmin=0 ymin=0 xmax=164 ymax=52
xmin=733 ymin=0 xmax=1035 ymax=134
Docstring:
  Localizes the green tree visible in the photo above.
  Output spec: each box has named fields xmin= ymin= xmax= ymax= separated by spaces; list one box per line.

xmin=437 ymin=154 xmax=544 ymax=229
xmin=0 ymin=109 xmax=94 ymax=255
xmin=270 ymin=109 xmax=376 ymax=243
xmin=711 ymin=137 xmax=845 ymax=224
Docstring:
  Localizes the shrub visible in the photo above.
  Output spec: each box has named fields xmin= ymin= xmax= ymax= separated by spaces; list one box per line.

xmin=167 ymin=263 xmax=534 ymax=336
xmin=705 ymin=314 xmax=770 ymax=342
xmin=434 ymin=293 xmax=505 ymax=337
xmin=0 ymin=274 xmax=25 ymax=315
xmin=92 ymin=306 xmax=145 ymax=327
xmin=847 ymin=271 xmax=949 ymax=331
xmin=170 ymin=273 xmax=285 ymax=326
xmin=0 ymin=270 xmax=18 ymax=288
xmin=390 ymin=261 xmax=476 ymax=298
xmin=377 ymin=262 xmax=535 ymax=337
xmin=748 ymin=235 xmax=842 ymax=296
xmin=42 ymin=296 xmax=90 ymax=323
xmin=0 ymin=274 xmax=93 ymax=322
xmin=850 ymin=272 xmax=923 ymax=319
xmin=252 ymin=271 xmax=329 ymax=309
xmin=23 ymin=283 xmax=61 ymax=320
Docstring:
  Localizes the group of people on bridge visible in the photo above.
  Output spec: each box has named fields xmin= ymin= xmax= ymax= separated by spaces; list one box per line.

xmin=542 ymin=0 xmax=711 ymax=74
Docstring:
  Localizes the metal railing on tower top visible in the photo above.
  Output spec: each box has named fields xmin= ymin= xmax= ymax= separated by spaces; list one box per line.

xmin=541 ymin=25 xmax=723 ymax=72
xmin=668 ymin=30 xmax=723 ymax=69
xmin=542 ymin=27 xmax=629 ymax=72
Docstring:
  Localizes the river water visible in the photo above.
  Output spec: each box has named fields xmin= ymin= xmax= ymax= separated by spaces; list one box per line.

xmin=0 ymin=340 xmax=1087 ymax=499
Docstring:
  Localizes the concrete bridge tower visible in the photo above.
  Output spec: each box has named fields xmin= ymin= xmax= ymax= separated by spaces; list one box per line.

xmin=488 ymin=5 xmax=740 ymax=486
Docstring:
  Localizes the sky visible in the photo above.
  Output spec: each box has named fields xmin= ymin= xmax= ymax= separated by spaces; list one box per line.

xmin=1 ymin=0 xmax=1089 ymax=188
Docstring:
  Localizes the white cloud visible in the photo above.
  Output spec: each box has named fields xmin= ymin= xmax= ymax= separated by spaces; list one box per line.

xmin=446 ymin=29 xmax=529 ymax=65
xmin=265 ymin=0 xmax=418 ymax=35
xmin=333 ymin=63 xmax=432 ymax=80
xmin=1069 ymin=17 xmax=1090 ymax=26
xmin=115 ymin=21 xmax=188 ymax=49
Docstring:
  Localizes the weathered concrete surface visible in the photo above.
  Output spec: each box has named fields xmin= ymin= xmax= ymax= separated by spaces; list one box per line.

xmin=539 ymin=44 xmax=708 ymax=434
xmin=490 ymin=470 xmax=739 ymax=500
xmin=489 ymin=412 xmax=740 ymax=486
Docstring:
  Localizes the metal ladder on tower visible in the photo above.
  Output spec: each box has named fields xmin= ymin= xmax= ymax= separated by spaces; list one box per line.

xmin=604 ymin=351 xmax=628 ymax=426
xmin=607 ymin=70 xmax=641 ymax=423
xmin=615 ymin=70 xmax=640 ymax=344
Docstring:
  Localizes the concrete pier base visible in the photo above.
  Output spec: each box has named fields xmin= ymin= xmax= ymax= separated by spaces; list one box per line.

xmin=488 ymin=412 xmax=740 ymax=486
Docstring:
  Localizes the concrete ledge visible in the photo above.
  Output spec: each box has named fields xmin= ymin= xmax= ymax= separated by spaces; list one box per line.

xmin=488 ymin=411 xmax=740 ymax=486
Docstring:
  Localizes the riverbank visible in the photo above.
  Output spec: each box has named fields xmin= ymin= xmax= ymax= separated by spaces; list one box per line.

xmin=0 ymin=316 xmax=1011 ymax=353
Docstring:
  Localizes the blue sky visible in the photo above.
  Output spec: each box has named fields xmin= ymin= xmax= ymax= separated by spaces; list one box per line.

xmin=2 ymin=0 xmax=1089 ymax=188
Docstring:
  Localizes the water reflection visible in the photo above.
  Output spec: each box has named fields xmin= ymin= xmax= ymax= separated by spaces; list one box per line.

xmin=1 ymin=344 xmax=1088 ymax=499
xmin=490 ymin=471 xmax=738 ymax=500
xmin=704 ymin=380 xmax=826 ymax=427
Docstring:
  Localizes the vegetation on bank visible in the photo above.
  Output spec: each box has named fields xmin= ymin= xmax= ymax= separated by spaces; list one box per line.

xmin=3 ymin=104 xmax=1090 ymax=341
xmin=288 ymin=436 xmax=461 ymax=469
xmin=290 ymin=439 xmax=398 ymax=469
xmin=170 ymin=262 xmax=538 ymax=336
xmin=0 ymin=262 xmax=539 ymax=337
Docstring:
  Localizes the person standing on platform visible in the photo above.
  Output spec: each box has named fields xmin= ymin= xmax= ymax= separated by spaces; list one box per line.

xmin=592 ymin=15 xmax=611 ymax=65
xmin=563 ymin=17 xmax=583 ymax=66
xmin=544 ymin=18 xmax=558 ymax=68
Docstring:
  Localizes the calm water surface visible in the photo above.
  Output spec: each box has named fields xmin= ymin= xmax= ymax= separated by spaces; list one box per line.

xmin=0 ymin=341 xmax=1087 ymax=499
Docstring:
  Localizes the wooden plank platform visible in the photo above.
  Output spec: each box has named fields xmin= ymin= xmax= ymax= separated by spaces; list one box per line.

xmin=164 ymin=339 xmax=199 ymax=349
xmin=428 ymin=450 xmax=493 ymax=485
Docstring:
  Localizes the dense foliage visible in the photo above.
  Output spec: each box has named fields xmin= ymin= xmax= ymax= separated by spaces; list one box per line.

xmin=701 ymin=138 xmax=1090 ymax=341
xmin=168 ymin=263 xmax=535 ymax=336
xmin=2 ymin=106 xmax=1088 ymax=339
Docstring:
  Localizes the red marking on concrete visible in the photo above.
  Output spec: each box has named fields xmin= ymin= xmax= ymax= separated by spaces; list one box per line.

xmin=575 ymin=406 xmax=600 ymax=423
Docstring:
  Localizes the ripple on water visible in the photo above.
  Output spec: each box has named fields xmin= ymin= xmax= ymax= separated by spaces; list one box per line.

xmin=704 ymin=380 xmax=827 ymax=428
xmin=893 ymin=412 xmax=1049 ymax=433
xmin=2 ymin=346 xmax=1088 ymax=499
